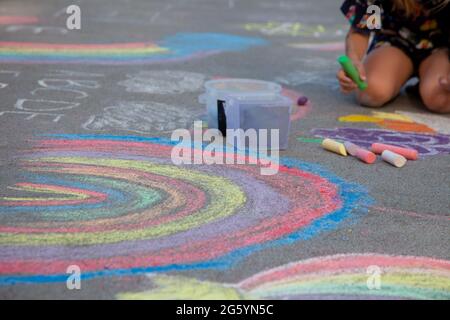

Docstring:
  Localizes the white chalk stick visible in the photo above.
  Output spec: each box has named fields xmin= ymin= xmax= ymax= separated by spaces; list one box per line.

xmin=381 ymin=150 xmax=407 ymax=168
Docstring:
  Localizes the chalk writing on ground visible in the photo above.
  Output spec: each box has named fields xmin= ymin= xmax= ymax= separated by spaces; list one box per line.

xmin=0 ymin=70 xmax=104 ymax=124
xmin=396 ymin=111 xmax=450 ymax=135
xmin=83 ymin=101 xmax=201 ymax=133
xmin=275 ymin=71 xmax=339 ymax=89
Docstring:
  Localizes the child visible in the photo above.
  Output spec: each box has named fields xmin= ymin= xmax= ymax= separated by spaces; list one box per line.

xmin=337 ymin=0 xmax=449 ymax=113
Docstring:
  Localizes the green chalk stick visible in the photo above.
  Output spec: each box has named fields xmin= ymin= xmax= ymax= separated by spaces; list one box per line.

xmin=338 ymin=55 xmax=368 ymax=91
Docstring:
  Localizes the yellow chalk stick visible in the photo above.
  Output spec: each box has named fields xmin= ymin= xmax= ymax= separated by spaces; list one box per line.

xmin=322 ymin=138 xmax=347 ymax=156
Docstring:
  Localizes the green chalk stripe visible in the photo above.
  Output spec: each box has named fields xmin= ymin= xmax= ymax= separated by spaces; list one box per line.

xmin=297 ymin=137 xmax=323 ymax=144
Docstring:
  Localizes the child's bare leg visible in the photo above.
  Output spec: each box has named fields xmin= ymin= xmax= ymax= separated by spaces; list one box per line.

xmin=419 ymin=49 xmax=450 ymax=113
xmin=357 ymin=46 xmax=414 ymax=107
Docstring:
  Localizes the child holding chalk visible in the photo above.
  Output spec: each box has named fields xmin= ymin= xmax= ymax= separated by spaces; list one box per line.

xmin=337 ymin=0 xmax=449 ymax=113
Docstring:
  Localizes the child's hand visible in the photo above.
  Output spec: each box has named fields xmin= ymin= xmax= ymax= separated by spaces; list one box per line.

xmin=438 ymin=74 xmax=450 ymax=92
xmin=337 ymin=59 xmax=367 ymax=94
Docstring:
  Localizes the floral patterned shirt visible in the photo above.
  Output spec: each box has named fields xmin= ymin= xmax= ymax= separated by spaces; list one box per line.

xmin=341 ymin=0 xmax=449 ymax=65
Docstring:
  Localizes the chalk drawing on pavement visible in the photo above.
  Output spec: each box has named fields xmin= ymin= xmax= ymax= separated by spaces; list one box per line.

xmin=15 ymin=99 xmax=80 ymax=112
xmin=5 ymin=25 xmax=68 ymax=35
xmin=0 ymin=70 xmax=20 ymax=89
xmin=118 ymin=71 xmax=206 ymax=94
xmin=396 ymin=111 xmax=450 ymax=135
xmin=0 ymin=134 xmax=372 ymax=284
xmin=0 ymin=33 xmax=266 ymax=65
xmin=83 ymin=102 xmax=200 ymax=133
xmin=288 ymin=41 xmax=345 ymax=52
xmin=0 ymin=111 xmax=64 ymax=123
xmin=338 ymin=111 xmax=438 ymax=134
xmin=312 ymin=127 xmax=450 ymax=156
xmin=117 ymin=254 xmax=450 ymax=300
xmin=244 ymin=22 xmax=346 ymax=38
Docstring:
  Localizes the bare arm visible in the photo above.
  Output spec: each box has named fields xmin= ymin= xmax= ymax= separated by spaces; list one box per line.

xmin=345 ymin=27 xmax=370 ymax=61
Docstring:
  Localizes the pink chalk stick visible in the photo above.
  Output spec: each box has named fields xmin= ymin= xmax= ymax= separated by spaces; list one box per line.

xmin=371 ymin=143 xmax=418 ymax=160
xmin=343 ymin=141 xmax=359 ymax=156
xmin=344 ymin=142 xmax=376 ymax=164
xmin=355 ymin=148 xmax=377 ymax=164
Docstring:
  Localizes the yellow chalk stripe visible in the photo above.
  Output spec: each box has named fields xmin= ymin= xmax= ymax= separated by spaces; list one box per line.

xmin=338 ymin=115 xmax=383 ymax=123
xmin=117 ymin=275 xmax=244 ymax=300
xmin=372 ymin=111 xmax=413 ymax=122
xmin=2 ymin=185 xmax=88 ymax=201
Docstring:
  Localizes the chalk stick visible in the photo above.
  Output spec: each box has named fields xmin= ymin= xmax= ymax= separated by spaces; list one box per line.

xmin=337 ymin=55 xmax=368 ymax=91
xmin=322 ymin=138 xmax=347 ymax=156
xmin=344 ymin=141 xmax=360 ymax=156
xmin=355 ymin=148 xmax=377 ymax=164
xmin=344 ymin=141 xmax=376 ymax=164
xmin=371 ymin=143 xmax=418 ymax=160
xmin=381 ymin=150 xmax=407 ymax=168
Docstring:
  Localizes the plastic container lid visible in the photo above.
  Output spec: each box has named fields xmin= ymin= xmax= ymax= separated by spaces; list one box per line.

xmin=226 ymin=93 xmax=292 ymax=109
xmin=204 ymin=78 xmax=282 ymax=99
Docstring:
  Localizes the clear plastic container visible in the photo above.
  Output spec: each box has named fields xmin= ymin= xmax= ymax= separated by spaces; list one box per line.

xmin=224 ymin=94 xmax=292 ymax=150
xmin=199 ymin=79 xmax=282 ymax=129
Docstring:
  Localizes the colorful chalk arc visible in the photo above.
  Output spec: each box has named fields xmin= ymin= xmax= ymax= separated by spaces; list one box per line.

xmin=0 ymin=33 xmax=266 ymax=65
xmin=0 ymin=134 xmax=372 ymax=284
xmin=117 ymin=253 xmax=450 ymax=300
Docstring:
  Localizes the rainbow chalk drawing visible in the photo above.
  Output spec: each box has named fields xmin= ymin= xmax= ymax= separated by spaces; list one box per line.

xmin=0 ymin=33 xmax=266 ymax=65
xmin=312 ymin=128 xmax=450 ymax=157
xmin=0 ymin=16 xmax=39 ymax=25
xmin=117 ymin=254 xmax=450 ymax=300
xmin=0 ymin=134 xmax=372 ymax=284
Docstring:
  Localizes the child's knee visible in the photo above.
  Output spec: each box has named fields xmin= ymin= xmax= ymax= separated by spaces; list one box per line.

xmin=420 ymin=82 xmax=450 ymax=113
xmin=356 ymin=81 xmax=395 ymax=108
